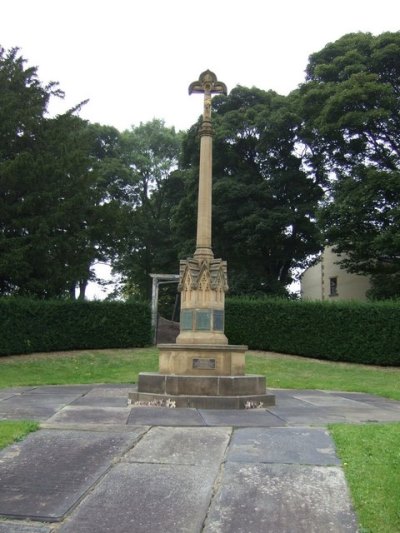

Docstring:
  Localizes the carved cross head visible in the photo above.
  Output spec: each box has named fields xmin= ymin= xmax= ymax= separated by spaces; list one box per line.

xmin=189 ymin=70 xmax=227 ymax=124
xmin=188 ymin=70 xmax=227 ymax=97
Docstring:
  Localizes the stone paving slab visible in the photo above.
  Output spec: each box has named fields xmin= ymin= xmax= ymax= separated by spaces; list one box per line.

xmin=0 ymin=388 xmax=36 ymax=395
xmin=293 ymin=393 xmax=376 ymax=408
xmin=340 ymin=408 xmax=400 ymax=423
xmin=0 ymin=522 xmax=52 ymax=532
xmin=266 ymin=406 xmax=348 ymax=425
xmin=0 ymin=393 xmax=80 ymax=409
xmin=0 ymin=428 xmax=146 ymax=521
xmin=327 ymin=391 xmax=394 ymax=403
xmin=123 ymin=426 xmax=231 ymax=466
xmin=127 ymin=407 xmax=206 ymax=426
xmin=2 ymin=386 xmax=399 ymax=532
xmin=95 ymin=384 xmax=135 ymax=390
xmin=0 ymin=406 xmax=59 ymax=421
xmin=28 ymin=385 xmax=92 ymax=395
xmin=41 ymin=423 xmax=149 ymax=433
xmin=83 ymin=387 xmax=133 ymax=397
xmin=58 ymin=462 xmax=218 ymax=533
xmin=70 ymin=395 xmax=128 ymax=407
xmin=199 ymin=409 xmax=285 ymax=427
xmin=204 ymin=463 xmax=358 ymax=533
xmin=227 ymin=427 xmax=340 ymax=465
xmin=0 ymin=393 xmax=18 ymax=402
xmin=271 ymin=413 xmax=348 ymax=426
xmin=45 ymin=406 xmax=131 ymax=425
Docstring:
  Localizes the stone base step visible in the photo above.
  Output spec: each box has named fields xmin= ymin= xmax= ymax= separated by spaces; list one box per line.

xmin=130 ymin=372 xmax=276 ymax=409
xmin=129 ymin=391 xmax=276 ymax=409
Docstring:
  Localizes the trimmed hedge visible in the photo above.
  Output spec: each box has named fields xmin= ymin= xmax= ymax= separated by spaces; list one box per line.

xmin=2 ymin=296 xmax=399 ymax=366
xmin=225 ymin=297 xmax=400 ymax=366
xmin=0 ymin=299 xmax=151 ymax=356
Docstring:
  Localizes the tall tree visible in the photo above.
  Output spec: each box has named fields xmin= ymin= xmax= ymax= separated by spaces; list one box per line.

xmin=295 ymin=32 xmax=400 ymax=297
xmin=110 ymin=119 xmax=183 ymax=299
xmin=0 ymin=46 xmax=62 ymax=296
xmin=0 ymin=47 xmax=122 ymax=298
xmin=175 ymin=86 xmax=323 ymax=296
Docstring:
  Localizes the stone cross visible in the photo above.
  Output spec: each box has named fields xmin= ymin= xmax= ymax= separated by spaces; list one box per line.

xmin=188 ymin=70 xmax=227 ymax=260
xmin=189 ymin=70 xmax=227 ymax=129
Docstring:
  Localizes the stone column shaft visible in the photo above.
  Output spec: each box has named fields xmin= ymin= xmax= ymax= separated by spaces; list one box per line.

xmin=195 ymin=132 xmax=213 ymax=261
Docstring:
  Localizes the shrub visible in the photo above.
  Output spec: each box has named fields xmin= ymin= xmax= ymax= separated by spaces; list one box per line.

xmin=0 ymin=298 xmax=151 ymax=356
xmin=225 ymin=297 xmax=400 ymax=366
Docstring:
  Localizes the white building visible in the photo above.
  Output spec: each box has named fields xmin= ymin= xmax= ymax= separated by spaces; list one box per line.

xmin=301 ymin=247 xmax=371 ymax=301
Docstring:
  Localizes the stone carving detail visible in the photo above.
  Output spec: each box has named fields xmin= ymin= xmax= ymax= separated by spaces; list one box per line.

xmin=189 ymin=70 xmax=227 ymax=137
xmin=178 ymin=258 xmax=228 ymax=294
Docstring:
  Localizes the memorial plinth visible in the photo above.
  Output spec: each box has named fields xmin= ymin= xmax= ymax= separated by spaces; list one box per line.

xmin=129 ymin=71 xmax=275 ymax=409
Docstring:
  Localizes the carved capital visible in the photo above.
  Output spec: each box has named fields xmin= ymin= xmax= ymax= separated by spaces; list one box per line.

xmin=178 ymin=257 xmax=228 ymax=293
xmin=199 ymin=120 xmax=214 ymax=137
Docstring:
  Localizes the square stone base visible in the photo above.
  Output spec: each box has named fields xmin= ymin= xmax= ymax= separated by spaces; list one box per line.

xmin=129 ymin=373 xmax=276 ymax=409
xmin=158 ymin=343 xmax=247 ymax=376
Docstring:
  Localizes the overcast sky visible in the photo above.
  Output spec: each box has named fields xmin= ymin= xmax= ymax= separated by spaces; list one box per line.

xmin=2 ymin=0 xmax=400 ymax=133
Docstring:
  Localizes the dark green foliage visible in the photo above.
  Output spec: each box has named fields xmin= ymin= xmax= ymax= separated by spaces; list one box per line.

xmin=174 ymin=87 xmax=323 ymax=296
xmin=225 ymin=298 xmax=400 ymax=366
xmin=295 ymin=32 xmax=400 ymax=297
xmin=111 ymin=120 xmax=183 ymax=300
xmin=0 ymin=298 xmax=151 ymax=355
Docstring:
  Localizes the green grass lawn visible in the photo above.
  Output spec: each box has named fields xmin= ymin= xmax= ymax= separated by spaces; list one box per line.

xmin=246 ymin=352 xmax=400 ymax=401
xmin=330 ymin=422 xmax=400 ymax=533
xmin=1 ymin=348 xmax=399 ymax=400
xmin=1 ymin=347 xmax=400 ymax=532
xmin=0 ymin=348 xmax=158 ymax=388
xmin=0 ymin=420 xmax=39 ymax=450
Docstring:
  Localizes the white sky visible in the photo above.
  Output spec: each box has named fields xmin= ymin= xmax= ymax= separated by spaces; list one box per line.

xmin=2 ymin=0 xmax=400 ymax=133
xmin=2 ymin=0 xmax=399 ymax=298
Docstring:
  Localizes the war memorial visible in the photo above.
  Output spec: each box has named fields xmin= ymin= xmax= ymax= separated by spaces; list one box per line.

xmin=130 ymin=71 xmax=275 ymax=408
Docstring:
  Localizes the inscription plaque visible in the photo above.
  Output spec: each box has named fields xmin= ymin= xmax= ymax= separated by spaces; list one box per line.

xmin=192 ymin=358 xmax=216 ymax=370
xmin=181 ymin=310 xmax=193 ymax=330
xmin=196 ymin=310 xmax=211 ymax=330
xmin=213 ymin=310 xmax=224 ymax=331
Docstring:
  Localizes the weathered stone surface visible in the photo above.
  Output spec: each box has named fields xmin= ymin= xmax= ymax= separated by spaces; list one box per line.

xmin=0 ymin=391 xmax=82 ymax=411
xmin=0 ymin=521 xmax=52 ymax=532
xmin=204 ymin=463 xmax=358 ymax=533
xmin=200 ymin=409 xmax=284 ymax=427
xmin=123 ymin=426 xmax=230 ymax=467
xmin=158 ymin=344 xmax=247 ymax=376
xmin=129 ymin=391 xmax=275 ymax=409
xmin=28 ymin=385 xmax=92 ymax=395
xmin=0 ymin=387 xmax=36 ymax=395
xmin=227 ymin=427 xmax=340 ymax=465
xmin=45 ymin=406 xmax=131 ymax=425
xmin=83 ymin=386 xmax=132 ymax=396
xmin=136 ymin=373 xmax=267 ymax=396
xmin=127 ymin=407 xmax=205 ymax=426
xmin=0 ymin=406 xmax=56 ymax=421
xmin=0 ymin=393 xmax=18 ymax=401
xmin=58 ymin=463 xmax=218 ymax=533
xmin=165 ymin=375 xmax=219 ymax=396
xmin=293 ymin=393 xmax=375 ymax=408
xmin=70 ymin=396 xmax=127 ymax=407
xmin=0 ymin=429 xmax=146 ymax=521
xmin=136 ymin=373 xmax=166 ymax=394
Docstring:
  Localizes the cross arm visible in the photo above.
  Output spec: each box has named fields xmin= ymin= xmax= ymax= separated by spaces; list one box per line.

xmin=188 ymin=70 xmax=227 ymax=96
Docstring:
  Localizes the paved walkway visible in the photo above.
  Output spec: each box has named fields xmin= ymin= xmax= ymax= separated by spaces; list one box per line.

xmin=0 ymin=385 xmax=400 ymax=532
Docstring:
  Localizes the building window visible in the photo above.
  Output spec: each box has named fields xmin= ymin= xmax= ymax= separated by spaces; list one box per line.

xmin=329 ymin=277 xmax=338 ymax=297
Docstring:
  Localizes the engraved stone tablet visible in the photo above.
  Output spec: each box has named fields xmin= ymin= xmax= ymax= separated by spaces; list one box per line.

xmin=192 ymin=358 xmax=216 ymax=370
xmin=213 ymin=310 xmax=224 ymax=331
xmin=181 ymin=310 xmax=194 ymax=330
xmin=196 ymin=310 xmax=211 ymax=330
